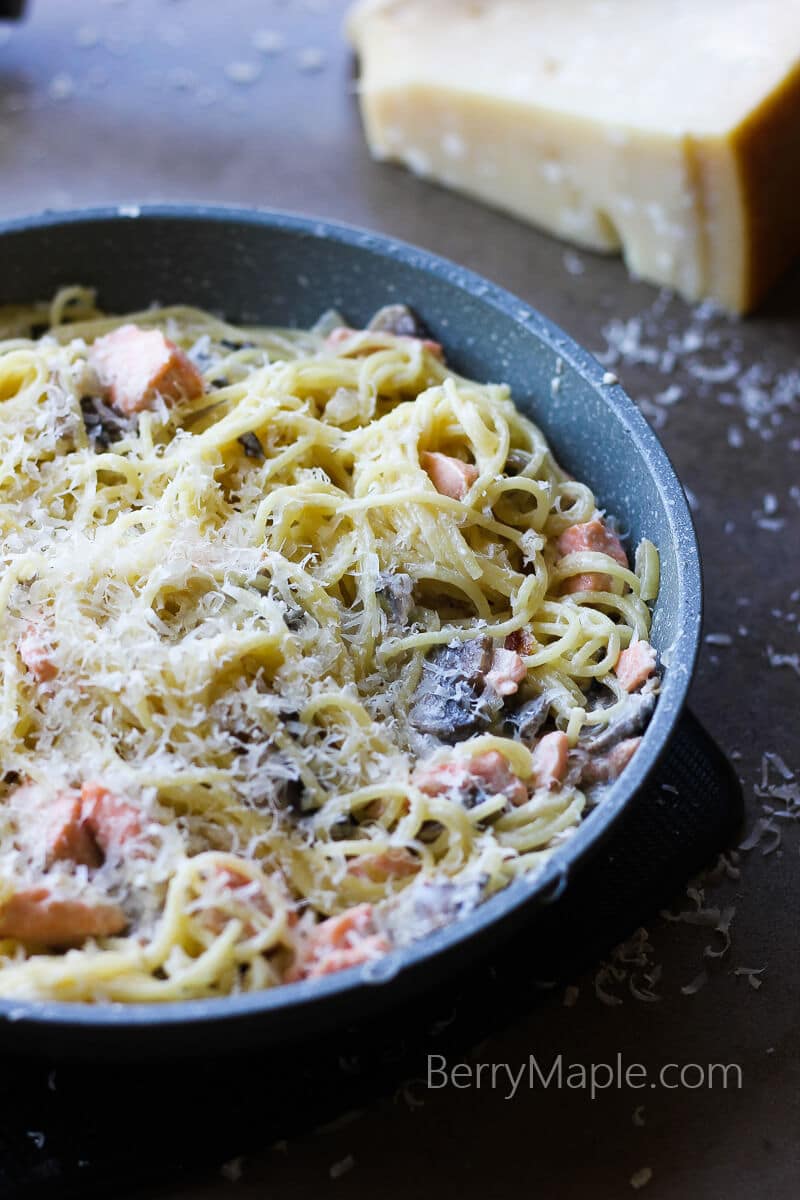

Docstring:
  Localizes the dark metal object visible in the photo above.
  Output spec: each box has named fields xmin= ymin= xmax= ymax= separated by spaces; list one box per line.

xmin=0 ymin=207 xmax=703 ymax=1056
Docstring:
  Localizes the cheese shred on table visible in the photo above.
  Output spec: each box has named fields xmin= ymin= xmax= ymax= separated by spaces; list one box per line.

xmin=0 ymin=288 xmax=660 ymax=1002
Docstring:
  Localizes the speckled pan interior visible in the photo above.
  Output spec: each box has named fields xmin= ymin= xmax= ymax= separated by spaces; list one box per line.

xmin=0 ymin=207 xmax=701 ymax=1053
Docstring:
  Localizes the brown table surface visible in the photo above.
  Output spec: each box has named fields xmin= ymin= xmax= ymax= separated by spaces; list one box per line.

xmin=1 ymin=2 xmax=798 ymax=1197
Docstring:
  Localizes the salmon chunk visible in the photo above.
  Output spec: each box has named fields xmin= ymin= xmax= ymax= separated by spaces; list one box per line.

xmin=18 ymin=624 xmax=57 ymax=685
xmin=420 ymin=451 xmax=478 ymax=500
xmin=556 ymin=519 xmax=628 ymax=595
xmin=89 ymin=324 xmax=204 ymax=415
xmin=13 ymin=782 xmax=143 ymax=869
xmin=41 ymin=791 xmax=102 ymax=869
xmin=485 ymin=648 xmax=527 ymax=697
xmin=10 ymin=784 xmax=99 ymax=869
xmin=287 ymin=903 xmax=390 ymax=981
xmin=530 ymin=731 xmax=570 ymax=790
xmin=79 ymin=782 xmax=143 ymax=856
xmin=0 ymin=887 xmax=127 ymax=945
xmin=416 ymin=749 xmax=528 ymax=807
xmin=615 ymin=641 xmax=657 ymax=692
xmin=468 ymin=751 xmax=528 ymax=805
xmin=347 ymin=848 xmax=420 ymax=882
xmin=505 ymin=629 xmax=536 ymax=656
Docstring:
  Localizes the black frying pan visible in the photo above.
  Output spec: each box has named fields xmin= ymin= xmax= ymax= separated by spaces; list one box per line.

xmin=0 ymin=208 xmax=701 ymax=1056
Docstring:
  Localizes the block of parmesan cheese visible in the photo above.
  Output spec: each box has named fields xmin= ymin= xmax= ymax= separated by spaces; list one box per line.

xmin=347 ymin=0 xmax=800 ymax=312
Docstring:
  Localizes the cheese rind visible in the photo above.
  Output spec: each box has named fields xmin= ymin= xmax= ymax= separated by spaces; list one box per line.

xmin=348 ymin=0 xmax=800 ymax=312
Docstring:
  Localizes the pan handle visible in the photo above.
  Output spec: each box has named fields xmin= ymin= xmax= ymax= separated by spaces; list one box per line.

xmin=524 ymin=705 xmax=744 ymax=983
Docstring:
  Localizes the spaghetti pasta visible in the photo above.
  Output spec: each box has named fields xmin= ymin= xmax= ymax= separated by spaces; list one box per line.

xmin=0 ymin=290 xmax=660 ymax=1001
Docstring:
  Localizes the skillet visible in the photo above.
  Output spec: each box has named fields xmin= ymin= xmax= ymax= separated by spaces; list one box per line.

xmin=0 ymin=207 xmax=701 ymax=1055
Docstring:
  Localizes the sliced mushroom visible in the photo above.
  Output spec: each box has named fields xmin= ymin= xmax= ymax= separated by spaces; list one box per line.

xmin=251 ymin=577 xmax=305 ymax=629
xmin=377 ymin=571 xmax=414 ymax=626
xmin=578 ymin=737 xmax=642 ymax=787
xmin=274 ymin=773 xmax=306 ymax=812
xmin=237 ymin=432 xmax=265 ymax=461
xmin=282 ymin=604 xmax=305 ymax=631
xmin=367 ymin=303 xmax=430 ymax=339
xmin=580 ymin=688 xmax=656 ymax=754
xmin=409 ymin=636 xmax=494 ymax=742
xmin=505 ymin=448 xmax=533 ymax=476
xmin=409 ymin=690 xmax=482 ymax=743
xmin=504 ymin=693 xmax=550 ymax=747
xmin=417 ymin=819 xmax=445 ymax=844
xmin=80 ymin=395 xmax=130 ymax=449
xmin=329 ymin=813 xmax=359 ymax=841
xmin=427 ymin=637 xmax=493 ymax=686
